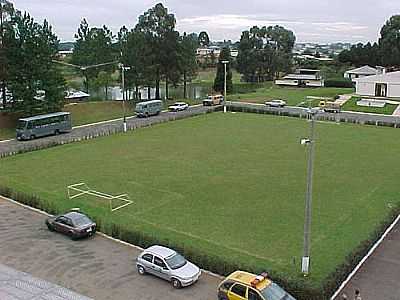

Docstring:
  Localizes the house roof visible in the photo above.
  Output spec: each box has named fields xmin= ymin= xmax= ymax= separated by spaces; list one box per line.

xmin=355 ymin=71 xmax=400 ymax=84
xmin=346 ymin=65 xmax=377 ymax=75
xmin=283 ymin=74 xmax=320 ymax=80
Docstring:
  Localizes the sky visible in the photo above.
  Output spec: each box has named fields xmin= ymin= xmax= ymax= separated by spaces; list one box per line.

xmin=12 ymin=0 xmax=400 ymax=44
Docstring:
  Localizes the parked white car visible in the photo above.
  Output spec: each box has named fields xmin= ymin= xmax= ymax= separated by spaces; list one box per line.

xmin=265 ymin=99 xmax=287 ymax=107
xmin=136 ymin=245 xmax=201 ymax=288
xmin=168 ymin=102 xmax=189 ymax=112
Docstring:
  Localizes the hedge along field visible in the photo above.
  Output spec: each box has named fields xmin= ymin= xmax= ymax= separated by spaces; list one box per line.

xmin=1 ymin=112 xmax=399 ymax=293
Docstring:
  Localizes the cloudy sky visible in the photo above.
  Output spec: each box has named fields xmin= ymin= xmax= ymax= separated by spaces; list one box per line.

xmin=12 ymin=0 xmax=400 ymax=43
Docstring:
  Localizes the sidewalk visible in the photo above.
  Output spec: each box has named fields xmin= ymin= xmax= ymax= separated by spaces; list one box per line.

xmin=0 ymin=264 xmax=92 ymax=300
xmin=333 ymin=220 xmax=400 ymax=300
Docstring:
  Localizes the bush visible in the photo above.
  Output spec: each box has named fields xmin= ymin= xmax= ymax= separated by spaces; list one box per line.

xmin=324 ymin=79 xmax=353 ymax=88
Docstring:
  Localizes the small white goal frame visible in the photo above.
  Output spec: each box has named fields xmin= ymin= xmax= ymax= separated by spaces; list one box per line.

xmin=67 ymin=182 xmax=133 ymax=212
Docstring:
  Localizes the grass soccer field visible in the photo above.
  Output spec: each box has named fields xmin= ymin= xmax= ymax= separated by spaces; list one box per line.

xmin=1 ymin=112 xmax=399 ymax=289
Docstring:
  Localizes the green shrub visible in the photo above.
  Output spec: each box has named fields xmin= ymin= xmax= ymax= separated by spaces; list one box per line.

xmin=324 ymin=79 xmax=353 ymax=88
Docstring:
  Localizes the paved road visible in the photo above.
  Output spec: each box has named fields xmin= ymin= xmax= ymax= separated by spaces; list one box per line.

xmin=0 ymin=105 xmax=217 ymax=157
xmin=333 ymin=220 xmax=400 ymax=300
xmin=0 ymin=198 xmax=221 ymax=300
xmin=0 ymin=264 xmax=92 ymax=300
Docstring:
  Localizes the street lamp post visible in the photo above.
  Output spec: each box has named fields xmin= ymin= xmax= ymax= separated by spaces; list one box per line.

xmin=221 ymin=60 xmax=229 ymax=113
xmin=120 ymin=64 xmax=131 ymax=133
xmin=301 ymin=107 xmax=318 ymax=275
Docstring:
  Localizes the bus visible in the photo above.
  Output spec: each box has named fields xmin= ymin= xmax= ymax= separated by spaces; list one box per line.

xmin=135 ymin=100 xmax=163 ymax=117
xmin=16 ymin=112 xmax=72 ymax=141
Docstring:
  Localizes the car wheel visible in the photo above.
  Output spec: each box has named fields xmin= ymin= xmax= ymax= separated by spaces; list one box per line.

xmin=171 ymin=278 xmax=182 ymax=289
xmin=54 ymin=129 xmax=60 ymax=135
xmin=30 ymin=135 xmax=35 ymax=140
xmin=218 ymin=292 xmax=229 ymax=300
xmin=46 ymin=222 xmax=54 ymax=231
xmin=137 ymin=265 xmax=146 ymax=275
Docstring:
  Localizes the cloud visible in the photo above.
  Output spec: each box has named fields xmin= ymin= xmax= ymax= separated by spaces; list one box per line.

xmin=11 ymin=0 xmax=399 ymax=43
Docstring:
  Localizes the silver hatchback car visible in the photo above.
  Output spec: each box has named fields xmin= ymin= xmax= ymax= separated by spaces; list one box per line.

xmin=136 ymin=245 xmax=201 ymax=288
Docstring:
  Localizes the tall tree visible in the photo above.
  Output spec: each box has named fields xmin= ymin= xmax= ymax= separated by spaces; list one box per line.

xmin=71 ymin=19 xmax=116 ymax=93
xmin=179 ymin=32 xmax=198 ymax=99
xmin=0 ymin=0 xmax=14 ymax=109
xmin=213 ymin=47 xmax=232 ymax=93
xmin=198 ymin=31 xmax=210 ymax=47
xmin=135 ymin=3 xmax=176 ymax=100
xmin=379 ymin=15 xmax=400 ymax=67
xmin=7 ymin=11 xmax=65 ymax=115
xmin=236 ymin=25 xmax=295 ymax=82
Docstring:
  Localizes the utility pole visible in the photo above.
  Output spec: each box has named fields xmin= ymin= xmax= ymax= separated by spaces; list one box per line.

xmin=301 ymin=107 xmax=317 ymax=275
xmin=120 ymin=64 xmax=131 ymax=133
xmin=221 ymin=60 xmax=229 ymax=113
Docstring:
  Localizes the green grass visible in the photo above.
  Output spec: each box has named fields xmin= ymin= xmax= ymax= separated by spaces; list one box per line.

xmin=0 ymin=128 xmax=15 ymax=140
xmin=63 ymin=101 xmax=136 ymax=126
xmin=1 ymin=112 xmax=399 ymax=290
xmin=342 ymin=97 xmax=398 ymax=115
xmin=229 ymin=82 xmax=354 ymax=106
xmin=193 ymin=68 xmax=242 ymax=84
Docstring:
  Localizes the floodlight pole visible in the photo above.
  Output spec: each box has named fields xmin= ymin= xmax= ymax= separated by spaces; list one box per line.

xmin=120 ymin=64 xmax=131 ymax=133
xmin=302 ymin=108 xmax=317 ymax=275
xmin=222 ymin=60 xmax=229 ymax=113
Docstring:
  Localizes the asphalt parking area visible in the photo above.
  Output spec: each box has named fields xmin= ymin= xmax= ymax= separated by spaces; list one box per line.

xmin=0 ymin=198 xmax=220 ymax=300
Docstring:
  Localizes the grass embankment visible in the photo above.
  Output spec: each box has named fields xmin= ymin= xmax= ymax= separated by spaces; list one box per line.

xmin=341 ymin=97 xmax=398 ymax=115
xmin=0 ymin=128 xmax=15 ymax=140
xmin=63 ymin=101 xmax=136 ymax=126
xmin=1 ymin=112 xmax=399 ymax=291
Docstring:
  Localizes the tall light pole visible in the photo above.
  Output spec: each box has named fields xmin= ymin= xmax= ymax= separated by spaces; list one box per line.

xmin=221 ymin=60 xmax=229 ymax=113
xmin=301 ymin=107 xmax=318 ymax=275
xmin=120 ymin=64 xmax=131 ymax=133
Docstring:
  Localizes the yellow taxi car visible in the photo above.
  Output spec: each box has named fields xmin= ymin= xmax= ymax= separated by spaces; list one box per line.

xmin=217 ymin=271 xmax=296 ymax=300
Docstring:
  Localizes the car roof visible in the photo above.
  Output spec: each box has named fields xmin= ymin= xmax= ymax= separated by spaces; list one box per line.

xmin=144 ymin=245 xmax=176 ymax=258
xmin=225 ymin=271 xmax=271 ymax=290
xmin=63 ymin=211 xmax=88 ymax=220
xmin=174 ymin=102 xmax=186 ymax=105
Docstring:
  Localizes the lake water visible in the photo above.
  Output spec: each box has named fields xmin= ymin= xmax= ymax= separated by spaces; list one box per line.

xmin=93 ymin=84 xmax=209 ymax=101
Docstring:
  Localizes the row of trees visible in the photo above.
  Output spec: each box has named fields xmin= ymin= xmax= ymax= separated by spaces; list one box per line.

xmin=0 ymin=0 xmax=65 ymax=115
xmin=70 ymin=3 xmax=199 ymax=101
xmin=338 ymin=15 xmax=400 ymax=67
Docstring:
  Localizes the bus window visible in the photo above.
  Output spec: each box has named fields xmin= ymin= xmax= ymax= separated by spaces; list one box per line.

xmin=16 ymin=120 xmax=27 ymax=130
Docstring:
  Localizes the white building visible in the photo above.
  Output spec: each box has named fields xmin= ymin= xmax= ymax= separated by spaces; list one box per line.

xmin=344 ymin=66 xmax=380 ymax=82
xmin=275 ymin=69 xmax=324 ymax=87
xmin=355 ymin=71 xmax=400 ymax=98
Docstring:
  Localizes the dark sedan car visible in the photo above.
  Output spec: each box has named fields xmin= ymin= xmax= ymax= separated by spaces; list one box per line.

xmin=46 ymin=211 xmax=96 ymax=240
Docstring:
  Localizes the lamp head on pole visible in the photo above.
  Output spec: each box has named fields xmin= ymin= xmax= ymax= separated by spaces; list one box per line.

xmin=221 ymin=60 xmax=229 ymax=64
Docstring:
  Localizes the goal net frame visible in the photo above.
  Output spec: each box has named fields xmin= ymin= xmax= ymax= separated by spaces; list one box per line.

xmin=67 ymin=182 xmax=133 ymax=212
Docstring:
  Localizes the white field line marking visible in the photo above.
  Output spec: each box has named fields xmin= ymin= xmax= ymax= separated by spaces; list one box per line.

xmin=0 ymin=195 xmax=223 ymax=279
xmin=330 ymin=213 xmax=400 ymax=300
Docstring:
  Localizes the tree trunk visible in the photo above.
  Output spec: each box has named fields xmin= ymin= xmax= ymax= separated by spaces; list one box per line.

xmin=1 ymin=82 xmax=6 ymax=109
xmin=105 ymin=85 xmax=108 ymax=100
xmin=165 ymin=76 xmax=169 ymax=100
xmin=155 ymin=68 xmax=160 ymax=99
xmin=183 ymin=71 xmax=187 ymax=99
xmin=135 ymin=85 xmax=139 ymax=101
xmin=147 ymin=86 xmax=151 ymax=100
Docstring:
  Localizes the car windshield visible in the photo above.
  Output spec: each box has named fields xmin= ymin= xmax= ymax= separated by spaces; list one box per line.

xmin=16 ymin=120 xmax=27 ymax=130
xmin=260 ymin=283 xmax=296 ymax=300
xmin=72 ymin=215 xmax=92 ymax=227
xmin=165 ymin=253 xmax=187 ymax=270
